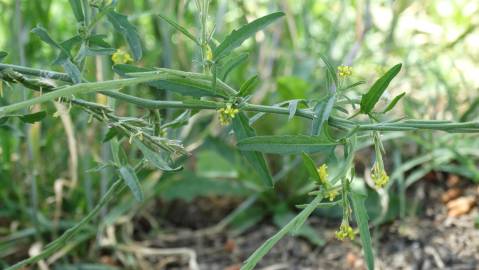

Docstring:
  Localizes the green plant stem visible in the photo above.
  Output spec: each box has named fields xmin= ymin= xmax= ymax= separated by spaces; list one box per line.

xmin=2 ymin=63 xmax=479 ymax=134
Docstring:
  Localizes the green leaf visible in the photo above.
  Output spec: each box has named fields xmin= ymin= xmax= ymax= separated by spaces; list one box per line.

xmin=161 ymin=110 xmax=190 ymax=129
xmin=106 ymin=10 xmax=142 ymax=61
xmin=241 ymin=195 xmax=322 ymax=270
xmin=273 ymin=210 xmax=325 ymax=246
xmin=382 ymin=92 xmax=406 ymax=113
xmin=103 ymin=127 xmax=123 ymax=142
xmin=238 ymin=75 xmax=259 ymax=97
xmin=237 ymin=135 xmax=337 ymax=154
xmin=219 ymin=53 xmax=249 ymax=80
xmin=301 ymin=152 xmax=320 ymax=180
xmin=62 ymin=58 xmax=82 ymax=84
xmin=311 ymin=94 xmax=336 ymax=135
xmin=19 ymin=111 xmax=47 ymax=124
xmin=340 ymin=80 xmax=366 ymax=91
xmin=31 ymin=26 xmax=67 ymax=53
xmin=319 ymin=53 xmax=338 ymax=89
xmin=53 ymin=35 xmax=82 ymax=65
xmin=214 ymin=12 xmax=285 ymax=60
xmin=0 ymin=51 xmax=7 ymax=62
xmin=350 ymin=192 xmax=374 ymax=270
xmin=158 ymin=13 xmax=200 ymax=46
xmin=88 ymin=34 xmax=113 ymax=48
xmin=31 ymin=29 xmax=82 ymax=84
xmin=133 ymin=139 xmax=182 ymax=172
xmin=360 ymin=63 xmax=402 ymax=114
xmin=68 ymin=0 xmax=85 ymax=22
xmin=119 ymin=166 xmax=144 ymax=202
xmin=113 ymin=64 xmax=229 ymax=97
xmin=232 ymin=112 xmax=273 ymax=187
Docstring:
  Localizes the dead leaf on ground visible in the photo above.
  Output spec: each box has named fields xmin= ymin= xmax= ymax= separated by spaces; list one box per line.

xmin=446 ymin=196 xmax=476 ymax=217
xmin=441 ymin=188 xmax=462 ymax=203
xmin=446 ymin=174 xmax=461 ymax=187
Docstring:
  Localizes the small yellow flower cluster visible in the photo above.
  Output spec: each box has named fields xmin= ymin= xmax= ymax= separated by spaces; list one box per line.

xmin=317 ymin=164 xmax=328 ymax=184
xmin=335 ymin=223 xmax=355 ymax=240
xmin=204 ymin=44 xmax=213 ymax=62
xmin=315 ymin=164 xmax=338 ymax=201
xmin=112 ymin=49 xmax=133 ymax=65
xmin=218 ymin=103 xmax=239 ymax=126
xmin=326 ymin=189 xmax=338 ymax=202
xmin=338 ymin=65 xmax=352 ymax=77
xmin=371 ymin=163 xmax=389 ymax=188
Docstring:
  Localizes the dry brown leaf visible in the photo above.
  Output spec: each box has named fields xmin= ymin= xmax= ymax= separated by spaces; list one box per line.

xmin=446 ymin=196 xmax=476 ymax=217
xmin=224 ymin=238 xmax=236 ymax=253
xmin=446 ymin=174 xmax=461 ymax=187
xmin=441 ymin=188 xmax=462 ymax=203
xmin=224 ymin=264 xmax=241 ymax=270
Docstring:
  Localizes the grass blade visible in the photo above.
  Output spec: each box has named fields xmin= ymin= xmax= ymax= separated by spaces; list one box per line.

xmin=241 ymin=195 xmax=322 ymax=270
xmin=119 ymin=166 xmax=144 ymax=202
xmin=350 ymin=192 xmax=374 ymax=270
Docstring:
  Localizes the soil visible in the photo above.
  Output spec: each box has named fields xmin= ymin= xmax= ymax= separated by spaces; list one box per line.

xmin=117 ymin=176 xmax=479 ymax=270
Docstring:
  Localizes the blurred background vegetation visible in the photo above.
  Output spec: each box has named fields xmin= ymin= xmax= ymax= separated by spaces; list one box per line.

xmin=1 ymin=0 xmax=478 ymax=268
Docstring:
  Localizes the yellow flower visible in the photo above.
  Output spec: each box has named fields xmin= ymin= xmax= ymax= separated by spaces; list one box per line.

xmin=338 ymin=65 xmax=352 ymax=77
xmin=326 ymin=189 xmax=338 ymax=201
xmin=335 ymin=223 xmax=355 ymax=240
xmin=112 ymin=49 xmax=133 ymax=65
xmin=317 ymin=164 xmax=328 ymax=184
xmin=217 ymin=103 xmax=239 ymax=126
xmin=205 ymin=44 xmax=213 ymax=62
xmin=371 ymin=163 xmax=389 ymax=188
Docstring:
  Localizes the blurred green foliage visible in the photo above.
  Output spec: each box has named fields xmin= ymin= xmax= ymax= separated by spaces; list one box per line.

xmin=0 ymin=0 xmax=478 ymax=268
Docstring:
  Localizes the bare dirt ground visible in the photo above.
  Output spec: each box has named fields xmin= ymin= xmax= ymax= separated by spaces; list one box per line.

xmin=124 ymin=175 xmax=479 ymax=270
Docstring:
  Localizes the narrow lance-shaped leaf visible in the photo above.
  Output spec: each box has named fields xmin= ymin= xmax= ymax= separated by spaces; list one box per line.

xmin=360 ymin=63 xmax=402 ymax=114
xmin=319 ymin=53 xmax=338 ymax=89
xmin=113 ymin=64 xmax=231 ymax=97
xmin=350 ymin=192 xmax=375 ymax=270
xmin=311 ymin=94 xmax=336 ymax=135
xmin=31 ymin=26 xmax=68 ymax=53
xmin=158 ymin=13 xmax=200 ymax=46
xmin=68 ymin=0 xmax=85 ymax=22
xmin=238 ymin=75 xmax=259 ymax=97
xmin=219 ymin=53 xmax=249 ymax=80
xmin=133 ymin=138 xmax=182 ymax=172
xmin=19 ymin=111 xmax=47 ymax=124
xmin=214 ymin=12 xmax=285 ymax=60
xmin=241 ymin=194 xmax=323 ymax=270
xmin=301 ymin=152 xmax=320 ymax=181
xmin=232 ymin=112 xmax=273 ymax=187
xmin=107 ymin=10 xmax=143 ymax=61
xmin=62 ymin=58 xmax=82 ymax=84
xmin=237 ymin=135 xmax=338 ymax=155
xmin=119 ymin=166 xmax=144 ymax=202
xmin=382 ymin=92 xmax=406 ymax=113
